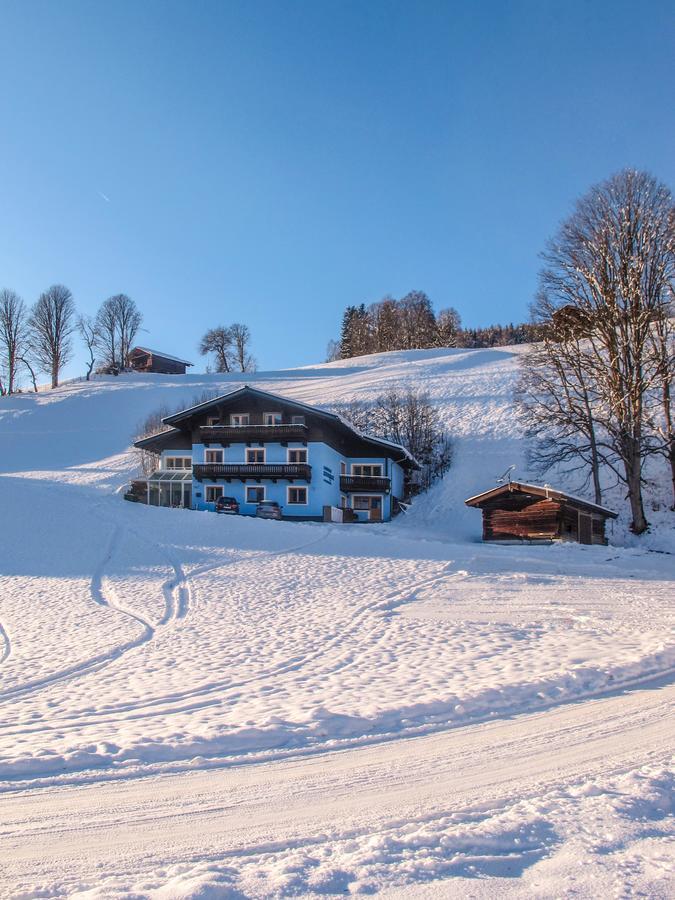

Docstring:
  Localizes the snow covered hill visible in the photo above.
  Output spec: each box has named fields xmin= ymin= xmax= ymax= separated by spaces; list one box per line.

xmin=0 ymin=347 xmax=673 ymax=898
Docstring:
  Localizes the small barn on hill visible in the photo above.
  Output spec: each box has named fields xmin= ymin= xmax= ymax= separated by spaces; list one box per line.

xmin=465 ymin=482 xmax=617 ymax=545
xmin=128 ymin=347 xmax=193 ymax=375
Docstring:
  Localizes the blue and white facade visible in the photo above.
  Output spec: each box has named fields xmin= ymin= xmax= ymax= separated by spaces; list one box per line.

xmin=134 ymin=386 xmax=418 ymax=522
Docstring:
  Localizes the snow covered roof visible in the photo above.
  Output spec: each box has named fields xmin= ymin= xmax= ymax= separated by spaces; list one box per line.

xmin=464 ymin=481 xmax=618 ymax=518
xmin=162 ymin=385 xmax=420 ymax=468
xmin=131 ymin=347 xmax=194 ymax=366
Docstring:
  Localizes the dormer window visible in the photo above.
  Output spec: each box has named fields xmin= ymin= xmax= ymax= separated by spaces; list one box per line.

xmin=206 ymin=416 xmax=220 ymax=426
xmin=264 ymin=412 xmax=282 ymax=425
xmin=230 ymin=414 xmax=249 ymax=426
xmin=291 ymin=415 xmax=305 ymax=425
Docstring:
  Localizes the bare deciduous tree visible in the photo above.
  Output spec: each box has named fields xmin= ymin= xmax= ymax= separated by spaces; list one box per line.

xmin=436 ymin=307 xmax=462 ymax=348
xmin=94 ymin=294 xmax=142 ymax=371
xmin=521 ymin=169 xmax=675 ymax=533
xmin=330 ymin=389 xmax=452 ymax=494
xmin=28 ymin=284 xmax=76 ymax=389
xmin=199 ymin=326 xmax=233 ymax=373
xmin=77 ymin=315 xmax=101 ymax=381
xmin=517 ymin=314 xmax=604 ymax=504
xmin=230 ymin=322 xmax=256 ymax=372
xmin=0 ymin=288 xmax=28 ymax=394
xmin=325 ymin=339 xmax=341 ymax=362
xmin=646 ymin=296 xmax=675 ymax=507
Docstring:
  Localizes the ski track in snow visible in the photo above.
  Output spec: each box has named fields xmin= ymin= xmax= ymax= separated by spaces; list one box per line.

xmin=0 ymin=347 xmax=673 ymax=898
xmin=0 ymin=619 xmax=10 ymax=665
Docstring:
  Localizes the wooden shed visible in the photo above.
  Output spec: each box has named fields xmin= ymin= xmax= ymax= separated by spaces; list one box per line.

xmin=464 ymin=482 xmax=617 ymax=545
xmin=128 ymin=347 xmax=194 ymax=375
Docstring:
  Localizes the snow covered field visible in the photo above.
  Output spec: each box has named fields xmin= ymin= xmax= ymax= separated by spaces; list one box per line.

xmin=0 ymin=347 xmax=673 ymax=897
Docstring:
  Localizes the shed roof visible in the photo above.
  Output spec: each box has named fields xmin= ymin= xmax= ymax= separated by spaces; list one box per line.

xmin=131 ymin=347 xmax=194 ymax=366
xmin=464 ymin=481 xmax=618 ymax=518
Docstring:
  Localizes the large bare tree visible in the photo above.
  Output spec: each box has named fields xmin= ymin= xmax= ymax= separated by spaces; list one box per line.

xmin=199 ymin=326 xmax=233 ymax=373
xmin=230 ymin=322 xmax=256 ymax=372
xmin=517 ymin=310 xmax=604 ymax=504
xmin=77 ymin=315 xmax=101 ymax=381
xmin=522 ymin=170 xmax=675 ymax=533
xmin=94 ymin=294 xmax=142 ymax=370
xmin=0 ymin=288 xmax=28 ymax=395
xmin=28 ymin=284 xmax=76 ymax=389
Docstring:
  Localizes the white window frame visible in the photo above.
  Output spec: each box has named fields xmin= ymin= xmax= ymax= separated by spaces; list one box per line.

xmin=246 ymin=485 xmax=266 ymax=504
xmin=351 ymin=463 xmax=383 ymax=477
xmin=205 ymin=485 xmax=224 ymax=502
xmin=340 ymin=461 xmax=347 ymax=475
xmin=205 ymin=448 xmax=224 ymax=464
xmin=246 ymin=447 xmax=266 ymax=464
xmin=163 ymin=456 xmax=192 ymax=470
xmin=230 ymin=413 xmax=250 ymax=426
xmin=263 ymin=412 xmax=283 ymax=426
xmin=206 ymin=415 xmax=220 ymax=426
xmin=287 ymin=485 xmax=308 ymax=505
xmin=340 ymin=495 xmax=348 ymax=508
xmin=291 ymin=415 xmax=305 ymax=425
xmin=287 ymin=447 xmax=307 ymax=464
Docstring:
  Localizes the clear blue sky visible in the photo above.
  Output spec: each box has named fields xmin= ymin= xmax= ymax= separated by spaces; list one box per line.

xmin=0 ymin=0 xmax=673 ymax=376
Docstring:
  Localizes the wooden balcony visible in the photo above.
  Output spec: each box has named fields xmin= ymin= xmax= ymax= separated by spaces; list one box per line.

xmin=199 ymin=424 xmax=307 ymax=444
xmin=193 ymin=463 xmax=312 ymax=482
xmin=340 ymin=475 xmax=391 ymax=493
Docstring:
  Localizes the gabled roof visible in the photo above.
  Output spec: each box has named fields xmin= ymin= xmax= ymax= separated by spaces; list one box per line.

xmin=131 ymin=347 xmax=194 ymax=366
xmin=134 ymin=427 xmax=184 ymax=450
xmin=464 ymin=481 xmax=617 ymax=518
xmin=162 ymin=385 xmax=420 ymax=468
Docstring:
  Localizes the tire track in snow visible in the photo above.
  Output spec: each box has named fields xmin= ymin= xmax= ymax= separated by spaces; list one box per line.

xmin=0 ymin=620 xmax=10 ymax=665
xmin=1 ymin=543 xmax=454 ymax=735
xmin=0 ymin=525 xmax=155 ymax=702
xmin=0 ymin=529 xmax=331 ymax=727
xmin=0 ymin=528 xmax=327 ymax=715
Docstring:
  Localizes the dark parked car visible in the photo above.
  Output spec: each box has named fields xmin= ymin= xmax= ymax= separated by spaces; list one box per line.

xmin=255 ymin=501 xmax=283 ymax=520
xmin=215 ymin=495 xmax=240 ymax=515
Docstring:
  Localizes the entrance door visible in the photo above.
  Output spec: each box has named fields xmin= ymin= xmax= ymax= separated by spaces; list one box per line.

xmin=579 ymin=513 xmax=592 ymax=545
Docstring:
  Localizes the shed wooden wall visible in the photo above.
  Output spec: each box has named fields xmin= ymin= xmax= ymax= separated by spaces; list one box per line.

xmin=148 ymin=356 xmax=187 ymax=374
xmin=479 ymin=494 xmax=609 ymax=544
xmin=481 ymin=496 xmax=561 ymax=541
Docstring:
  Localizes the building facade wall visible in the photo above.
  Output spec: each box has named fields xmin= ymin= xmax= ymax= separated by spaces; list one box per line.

xmin=158 ymin=441 xmax=406 ymax=521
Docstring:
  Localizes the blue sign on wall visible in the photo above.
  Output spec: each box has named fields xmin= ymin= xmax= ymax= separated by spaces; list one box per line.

xmin=323 ymin=465 xmax=334 ymax=485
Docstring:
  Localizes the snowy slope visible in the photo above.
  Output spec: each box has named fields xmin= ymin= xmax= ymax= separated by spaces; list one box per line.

xmin=0 ymin=347 xmax=673 ymax=898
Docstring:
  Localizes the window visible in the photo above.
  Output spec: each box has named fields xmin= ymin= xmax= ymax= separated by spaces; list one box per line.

xmin=288 ymin=448 xmax=307 ymax=464
xmin=246 ymin=485 xmax=265 ymax=503
xmin=205 ymin=449 xmax=224 ymax=463
xmin=291 ymin=415 xmax=305 ymax=425
xmin=264 ymin=412 xmax=282 ymax=425
xmin=230 ymin=414 xmax=249 ymax=426
xmin=206 ymin=416 xmax=220 ymax=426
xmin=246 ymin=448 xmax=265 ymax=464
xmin=340 ymin=461 xmax=347 ymax=475
xmin=340 ymin=495 xmax=348 ymax=508
xmin=352 ymin=464 xmax=383 ymax=477
xmin=205 ymin=485 xmax=224 ymax=502
xmin=164 ymin=456 xmax=191 ymax=470
xmin=287 ymin=486 xmax=307 ymax=505
xmin=353 ymin=495 xmax=382 ymax=511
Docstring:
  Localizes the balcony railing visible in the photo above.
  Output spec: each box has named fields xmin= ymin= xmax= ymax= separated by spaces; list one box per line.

xmin=199 ymin=424 xmax=307 ymax=443
xmin=340 ymin=475 xmax=391 ymax=493
xmin=194 ymin=463 xmax=312 ymax=482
